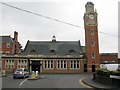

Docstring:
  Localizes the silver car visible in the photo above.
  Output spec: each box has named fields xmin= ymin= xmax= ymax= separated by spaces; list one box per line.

xmin=13 ymin=68 xmax=29 ymax=79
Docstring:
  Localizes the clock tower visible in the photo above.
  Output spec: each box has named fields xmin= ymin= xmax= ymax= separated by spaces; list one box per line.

xmin=84 ymin=2 xmax=100 ymax=72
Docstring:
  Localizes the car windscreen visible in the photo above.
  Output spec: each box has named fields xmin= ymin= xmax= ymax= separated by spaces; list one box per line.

xmin=15 ymin=68 xmax=23 ymax=71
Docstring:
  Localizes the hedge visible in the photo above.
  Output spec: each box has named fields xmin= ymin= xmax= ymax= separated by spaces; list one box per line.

xmin=96 ymin=68 xmax=120 ymax=77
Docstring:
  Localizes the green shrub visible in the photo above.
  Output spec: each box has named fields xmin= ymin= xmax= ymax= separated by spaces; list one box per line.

xmin=96 ymin=68 xmax=120 ymax=76
xmin=96 ymin=68 xmax=110 ymax=77
xmin=110 ymin=71 xmax=120 ymax=76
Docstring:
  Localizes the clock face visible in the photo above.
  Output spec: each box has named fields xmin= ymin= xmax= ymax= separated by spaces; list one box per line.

xmin=89 ymin=14 xmax=94 ymax=19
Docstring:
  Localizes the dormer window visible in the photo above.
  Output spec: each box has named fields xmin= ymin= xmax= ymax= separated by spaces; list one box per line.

xmin=69 ymin=50 xmax=76 ymax=54
xmin=30 ymin=50 xmax=37 ymax=54
xmin=6 ymin=43 xmax=10 ymax=48
xmin=50 ymin=49 xmax=56 ymax=53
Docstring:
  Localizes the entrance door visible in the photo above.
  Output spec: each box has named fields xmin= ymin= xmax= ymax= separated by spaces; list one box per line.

xmin=92 ymin=65 xmax=95 ymax=72
xmin=84 ymin=64 xmax=87 ymax=72
xmin=31 ymin=61 xmax=40 ymax=73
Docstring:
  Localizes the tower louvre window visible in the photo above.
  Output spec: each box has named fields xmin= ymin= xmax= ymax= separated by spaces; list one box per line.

xmin=91 ymin=41 xmax=95 ymax=46
xmin=92 ymin=53 xmax=95 ymax=58
xmin=6 ymin=43 xmax=10 ymax=48
xmin=90 ymin=30 xmax=94 ymax=35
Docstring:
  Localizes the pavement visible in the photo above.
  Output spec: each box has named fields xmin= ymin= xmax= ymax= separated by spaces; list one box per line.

xmin=82 ymin=77 xmax=120 ymax=90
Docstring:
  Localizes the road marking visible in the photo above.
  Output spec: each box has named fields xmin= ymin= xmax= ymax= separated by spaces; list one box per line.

xmin=20 ymin=79 xmax=27 ymax=86
xmin=79 ymin=78 xmax=93 ymax=88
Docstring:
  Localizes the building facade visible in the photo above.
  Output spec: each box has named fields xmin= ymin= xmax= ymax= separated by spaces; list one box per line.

xmin=2 ymin=36 xmax=85 ymax=73
xmin=0 ymin=31 xmax=22 ymax=54
xmin=0 ymin=31 xmax=22 ymax=71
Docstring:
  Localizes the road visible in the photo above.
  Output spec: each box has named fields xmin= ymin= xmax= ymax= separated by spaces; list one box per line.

xmin=2 ymin=73 xmax=92 ymax=88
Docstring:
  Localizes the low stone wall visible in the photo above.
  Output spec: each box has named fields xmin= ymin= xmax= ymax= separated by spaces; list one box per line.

xmin=93 ymin=74 xmax=120 ymax=87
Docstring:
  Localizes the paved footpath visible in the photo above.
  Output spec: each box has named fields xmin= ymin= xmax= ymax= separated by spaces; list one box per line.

xmin=82 ymin=77 xmax=120 ymax=90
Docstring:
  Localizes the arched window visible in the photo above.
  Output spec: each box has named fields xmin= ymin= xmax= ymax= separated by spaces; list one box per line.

xmin=50 ymin=49 xmax=56 ymax=54
xmin=30 ymin=50 xmax=37 ymax=54
xmin=69 ymin=50 xmax=76 ymax=54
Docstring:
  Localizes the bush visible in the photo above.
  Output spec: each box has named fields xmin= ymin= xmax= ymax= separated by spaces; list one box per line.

xmin=96 ymin=68 xmax=110 ymax=77
xmin=96 ymin=68 xmax=120 ymax=77
xmin=110 ymin=71 xmax=120 ymax=76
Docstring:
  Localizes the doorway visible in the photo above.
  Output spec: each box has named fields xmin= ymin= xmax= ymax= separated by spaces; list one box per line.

xmin=92 ymin=64 xmax=95 ymax=72
xmin=84 ymin=64 xmax=87 ymax=72
xmin=31 ymin=61 xmax=40 ymax=73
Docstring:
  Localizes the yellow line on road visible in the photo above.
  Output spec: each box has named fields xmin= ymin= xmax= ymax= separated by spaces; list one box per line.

xmin=79 ymin=78 xmax=93 ymax=88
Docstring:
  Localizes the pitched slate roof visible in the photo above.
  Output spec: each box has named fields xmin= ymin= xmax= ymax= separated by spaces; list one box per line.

xmin=0 ymin=36 xmax=14 ymax=43
xmin=23 ymin=40 xmax=83 ymax=55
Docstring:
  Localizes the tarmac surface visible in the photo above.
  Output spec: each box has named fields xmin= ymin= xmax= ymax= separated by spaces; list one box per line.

xmin=1 ymin=73 xmax=120 ymax=90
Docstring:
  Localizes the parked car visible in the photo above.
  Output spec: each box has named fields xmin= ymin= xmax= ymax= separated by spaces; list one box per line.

xmin=13 ymin=68 xmax=29 ymax=79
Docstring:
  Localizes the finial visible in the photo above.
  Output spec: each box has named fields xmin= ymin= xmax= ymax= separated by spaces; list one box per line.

xmin=52 ymin=35 xmax=56 ymax=42
xmin=95 ymin=8 xmax=97 ymax=12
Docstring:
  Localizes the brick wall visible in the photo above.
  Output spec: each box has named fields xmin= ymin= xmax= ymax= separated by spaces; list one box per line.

xmin=100 ymin=53 xmax=118 ymax=64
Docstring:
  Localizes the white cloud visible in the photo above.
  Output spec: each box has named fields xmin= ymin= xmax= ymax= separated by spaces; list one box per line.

xmin=1 ymin=0 xmax=119 ymax=53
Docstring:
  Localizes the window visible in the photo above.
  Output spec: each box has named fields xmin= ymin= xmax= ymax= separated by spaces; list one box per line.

xmin=64 ymin=61 xmax=66 ymax=68
xmin=24 ymin=69 xmax=28 ymax=71
xmin=70 ymin=61 xmax=73 ymax=68
xmin=91 ymin=41 xmax=95 ymax=46
xmin=69 ymin=50 xmax=75 ymax=53
xmin=90 ymin=30 xmax=94 ymax=35
xmin=74 ymin=61 xmax=76 ymax=68
xmin=50 ymin=49 xmax=56 ymax=55
xmin=6 ymin=43 xmax=10 ymax=48
xmin=6 ymin=51 xmax=10 ymax=54
xmin=92 ymin=53 xmax=95 ymax=58
xmin=44 ymin=60 xmax=54 ymax=69
xmin=19 ymin=60 xmax=21 ymax=63
xmin=51 ymin=61 xmax=53 ymax=68
xmin=22 ymin=60 xmax=23 ymax=63
xmin=6 ymin=65 xmax=8 ymax=68
xmin=48 ymin=61 xmax=50 ymax=68
xmin=58 ymin=61 xmax=60 ymax=68
xmin=9 ymin=60 xmax=11 ymax=63
xmin=30 ymin=50 xmax=37 ymax=54
xmin=57 ymin=61 xmax=67 ymax=69
xmin=45 ymin=61 xmax=47 ymax=68
xmin=61 ymin=61 xmax=63 ymax=68
xmin=77 ymin=61 xmax=79 ymax=68
xmin=6 ymin=60 xmax=8 ymax=63
xmin=25 ymin=60 xmax=26 ymax=63
xmin=70 ymin=60 xmax=80 ymax=69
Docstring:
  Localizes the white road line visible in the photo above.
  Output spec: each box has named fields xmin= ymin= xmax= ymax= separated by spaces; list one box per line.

xmin=79 ymin=78 xmax=93 ymax=88
xmin=20 ymin=79 xmax=27 ymax=86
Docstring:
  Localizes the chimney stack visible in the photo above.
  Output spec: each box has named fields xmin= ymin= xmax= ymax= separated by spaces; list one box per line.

xmin=14 ymin=31 xmax=18 ymax=42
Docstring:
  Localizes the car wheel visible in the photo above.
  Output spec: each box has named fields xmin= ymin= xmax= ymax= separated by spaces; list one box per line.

xmin=13 ymin=76 xmax=16 ymax=79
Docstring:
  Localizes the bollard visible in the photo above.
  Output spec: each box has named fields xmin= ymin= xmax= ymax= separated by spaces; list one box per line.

xmin=31 ymin=71 xmax=35 ymax=79
xmin=28 ymin=71 xmax=39 ymax=80
xmin=35 ymin=71 xmax=38 ymax=77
